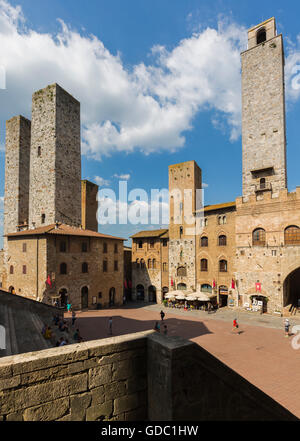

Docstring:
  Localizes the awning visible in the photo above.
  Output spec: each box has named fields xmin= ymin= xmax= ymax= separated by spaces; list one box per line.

xmin=165 ymin=294 xmax=176 ymax=299
xmin=194 ymin=291 xmax=216 ymax=301
xmin=186 ymin=296 xmax=197 ymax=301
xmin=175 ymin=295 xmax=186 ymax=300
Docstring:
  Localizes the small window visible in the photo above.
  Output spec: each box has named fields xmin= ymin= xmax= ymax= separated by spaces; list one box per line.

xmin=260 ymin=178 xmax=266 ymax=189
xmin=162 ymin=239 xmax=168 ymax=247
xmin=163 ymin=262 xmax=167 ymax=272
xmin=103 ymin=242 xmax=107 ymax=253
xmin=148 ymin=259 xmax=152 ymax=269
xmin=103 ymin=260 xmax=108 ymax=272
xmin=60 ymin=241 xmax=67 ymax=253
xmin=204 ymin=218 xmax=208 ymax=227
xmin=10 ymin=265 xmax=14 ymax=275
xmin=218 ymin=235 xmax=227 ymax=246
xmin=253 ymin=228 xmax=266 ymax=246
xmin=201 ymin=236 xmax=208 ymax=247
xmin=180 ymin=226 xmax=183 ymax=238
xmin=257 ymin=28 xmax=267 ymax=45
xmin=223 ymin=216 xmax=227 ymax=224
xmin=23 ymin=265 xmax=27 ymax=275
xmin=98 ymin=292 xmax=102 ymax=299
xmin=219 ymin=260 xmax=227 ymax=272
xmin=60 ymin=263 xmax=67 ymax=275
xmin=22 ymin=243 xmax=27 ymax=253
xmin=138 ymin=240 xmax=143 ymax=249
xmin=114 ymin=243 xmax=118 ymax=254
xmin=37 ymin=146 xmax=41 ymax=157
xmin=82 ymin=262 xmax=88 ymax=273
xmin=41 ymin=214 xmax=45 ymax=224
xmin=114 ymin=260 xmax=118 ymax=271
xmin=218 ymin=216 xmax=222 ymax=225
xmin=140 ymin=259 xmax=145 ymax=269
xmin=82 ymin=242 xmax=88 ymax=253
xmin=149 ymin=240 xmax=155 ymax=249
xmin=201 ymin=259 xmax=208 ymax=272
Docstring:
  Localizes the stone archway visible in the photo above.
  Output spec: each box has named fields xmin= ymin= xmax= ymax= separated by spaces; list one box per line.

xmin=136 ymin=285 xmax=145 ymax=301
xmin=81 ymin=286 xmax=89 ymax=309
xmin=148 ymin=286 xmax=157 ymax=303
xmin=283 ymin=267 xmax=300 ymax=309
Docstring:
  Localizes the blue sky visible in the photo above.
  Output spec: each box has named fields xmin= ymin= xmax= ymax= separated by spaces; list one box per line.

xmin=1 ymin=0 xmax=300 ymax=246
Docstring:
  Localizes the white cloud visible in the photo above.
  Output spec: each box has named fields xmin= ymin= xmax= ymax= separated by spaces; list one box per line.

xmin=94 ymin=176 xmax=110 ymax=186
xmin=0 ymin=0 xmax=249 ymax=160
xmin=113 ymin=174 xmax=131 ymax=180
xmin=285 ymin=35 xmax=300 ymax=102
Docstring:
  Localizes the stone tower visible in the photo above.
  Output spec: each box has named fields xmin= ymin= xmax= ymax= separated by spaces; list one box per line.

xmin=241 ymin=17 xmax=287 ymax=200
xmin=81 ymin=180 xmax=99 ymax=231
xmin=4 ymin=116 xmax=31 ymax=235
xmin=28 ymin=84 xmax=82 ymax=228
xmin=168 ymin=160 xmax=202 ymax=291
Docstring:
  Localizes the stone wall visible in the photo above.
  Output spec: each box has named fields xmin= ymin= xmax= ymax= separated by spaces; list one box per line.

xmin=0 ymin=331 xmax=150 ymax=421
xmin=81 ymin=180 xmax=99 ymax=232
xmin=147 ymin=334 xmax=297 ymax=421
xmin=0 ymin=330 xmax=297 ymax=421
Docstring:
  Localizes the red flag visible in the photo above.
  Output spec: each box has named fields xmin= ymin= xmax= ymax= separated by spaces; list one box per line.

xmin=231 ymin=279 xmax=235 ymax=290
xmin=46 ymin=275 xmax=52 ymax=288
xmin=212 ymin=279 xmax=216 ymax=288
xmin=255 ymin=282 xmax=261 ymax=292
xmin=124 ymin=280 xmax=128 ymax=289
xmin=171 ymin=278 xmax=174 ymax=287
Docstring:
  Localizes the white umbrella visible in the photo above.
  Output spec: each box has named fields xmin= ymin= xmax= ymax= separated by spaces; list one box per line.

xmin=186 ymin=296 xmax=197 ymax=301
xmin=195 ymin=292 xmax=210 ymax=301
xmin=165 ymin=294 xmax=176 ymax=299
xmin=175 ymin=294 xmax=186 ymax=300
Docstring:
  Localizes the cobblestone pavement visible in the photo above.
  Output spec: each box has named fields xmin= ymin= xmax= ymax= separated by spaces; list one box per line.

xmin=65 ymin=303 xmax=300 ymax=418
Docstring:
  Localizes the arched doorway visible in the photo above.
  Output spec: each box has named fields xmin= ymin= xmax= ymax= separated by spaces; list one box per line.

xmin=148 ymin=286 xmax=157 ymax=303
xmin=162 ymin=287 xmax=169 ymax=299
xmin=136 ymin=285 xmax=144 ymax=301
xmin=59 ymin=288 xmax=68 ymax=308
xmin=81 ymin=286 xmax=89 ymax=309
xmin=177 ymin=283 xmax=187 ymax=290
xmin=109 ymin=287 xmax=116 ymax=307
xmin=283 ymin=268 xmax=300 ymax=309
xmin=9 ymin=286 xmax=16 ymax=295
xmin=219 ymin=285 xmax=228 ymax=308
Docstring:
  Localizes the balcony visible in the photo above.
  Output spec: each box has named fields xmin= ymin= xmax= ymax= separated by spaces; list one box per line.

xmin=255 ymin=182 xmax=272 ymax=193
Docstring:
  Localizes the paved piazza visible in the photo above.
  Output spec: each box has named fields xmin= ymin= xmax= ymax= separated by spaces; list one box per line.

xmin=65 ymin=304 xmax=300 ymax=418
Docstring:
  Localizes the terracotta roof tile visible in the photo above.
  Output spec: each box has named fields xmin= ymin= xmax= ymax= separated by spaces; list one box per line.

xmin=6 ymin=223 xmax=125 ymax=241
xmin=130 ymin=229 xmax=169 ymax=239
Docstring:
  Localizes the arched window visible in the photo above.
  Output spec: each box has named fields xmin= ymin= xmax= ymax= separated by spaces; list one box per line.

xmin=152 ymin=259 xmax=156 ymax=269
xmin=257 ymin=28 xmax=266 ymax=45
xmin=223 ymin=216 xmax=227 ymax=224
xmin=201 ymin=284 xmax=212 ymax=293
xmin=82 ymin=262 xmax=88 ymax=273
xmin=218 ymin=216 xmax=222 ymax=225
xmin=201 ymin=236 xmax=208 ymax=247
xmin=177 ymin=266 xmax=187 ymax=277
xmin=218 ymin=235 xmax=227 ymax=246
xmin=204 ymin=218 xmax=208 ymax=227
xmin=60 ymin=263 xmax=67 ymax=275
xmin=201 ymin=259 xmax=208 ymax=272
xmin=253 ymin=228 xmax=266 ymax=246
xmin=148 ymin=259 xmax=152 ymax=269
xmin=177 ymin=283 xmax=187 ymax=290
xmin=10 ymin=265 xmax=14 ymax=275
xmin=285 ymin=226 xmax=300 ymax=245
xmin=140 ymin=259 xmax=145 ymax=269
xmin=219 ymin=259 xmax=227 ymax=272
xmin=260 ymin=178 xmax=266 ymax=189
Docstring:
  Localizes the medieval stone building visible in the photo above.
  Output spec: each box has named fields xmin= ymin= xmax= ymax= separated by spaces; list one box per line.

xmin=0 ymin=83 xmax=125 ymax=309
xmin=131 ymin=18 xmax=300 ymax=316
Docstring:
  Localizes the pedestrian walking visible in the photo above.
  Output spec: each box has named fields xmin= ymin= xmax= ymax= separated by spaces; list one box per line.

xmin=108 ymin=317 xmax=113 ymax=335
xmin=232 ymin=318 xmax=239 ymax=334
xmin=284 ymin=318 xmax=290 ymax=337
xmin=67 ymin=302 xmax=72 ymax=313
xmin=160 ymin=310 xmax=165 ymax=321
xmin=71 ymin=311 xmax=76 ymax=326
xmin=154 ymin=321 xmax=160 ymax=332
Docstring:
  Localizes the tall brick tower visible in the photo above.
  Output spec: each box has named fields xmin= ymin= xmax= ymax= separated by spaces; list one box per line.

xmin=168 ymin=160 xmax=202 ymax=292
xmin=241 ymin=17 xmax=287 ymax=200
xmin=81 ymin=180 xmax=99 ymax=232
xmin=28 ymin=84 xmax=82 ymax=228
xmin=4 ymin=116 xmax=31 ymax=235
